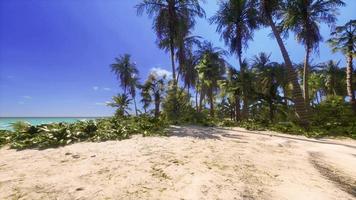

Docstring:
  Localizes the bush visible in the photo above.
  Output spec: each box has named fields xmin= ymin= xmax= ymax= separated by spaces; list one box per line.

xmin=0 ymin=130 xmax=11 ymax=147
xmin=1 ymin=116 xmax=168 ymax=150
xmin=311 ymin=96 xmax=356 ymax=138
xmin=238 ymin=119 xmax=267 ymax=131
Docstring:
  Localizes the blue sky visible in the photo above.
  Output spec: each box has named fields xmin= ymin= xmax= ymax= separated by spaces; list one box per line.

xmin=0 ymin=0 xmax=355 ymax=117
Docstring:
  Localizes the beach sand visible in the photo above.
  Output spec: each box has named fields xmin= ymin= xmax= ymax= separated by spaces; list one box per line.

xmin=0 ymin=126 xmax=355 ymax=199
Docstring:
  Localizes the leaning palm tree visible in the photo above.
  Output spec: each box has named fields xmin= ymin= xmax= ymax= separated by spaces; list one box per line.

xmin=281 ymin=0 xmax=345 ymax=106
xmin=257 ymin=0 xmax=310 ymax=126
xmin=210 ymin=0 xmax=259 ymax=118
xmin=195 ymin=41 xmax=227 ymax=116
xmin=110 ymin=54 xmax=139 ymax=115
xmin=328 ymin=19 xmax=356 ymax=111
xmin=136 ymin=0 xmax=205 ymax=84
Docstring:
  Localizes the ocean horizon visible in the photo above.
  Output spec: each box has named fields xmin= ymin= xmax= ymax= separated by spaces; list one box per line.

xmin=0 ymin=117 xmax=108 ymax=130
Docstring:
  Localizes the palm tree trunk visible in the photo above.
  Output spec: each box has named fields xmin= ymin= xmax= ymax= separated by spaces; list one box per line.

xmin=133 ymin=96 xmax=138 ymax=116
xmin=199 ymin=90 xmax=204 ymax=113
xmin=238 ymin=55 xmax=249 ymax=119
xmin=195 ymin=88 xmax=199 ymax=112
xmin=346 ymin=53 xmax=356 ymax=112
xmin=235 ymin=94 xmax=240 ymax=122
xmin=170 ymin=37 xmax=177 ymax=85
xmin=154 ymin=94 xmax=160 ymax=118
xmin=209 ymin=89 xmax=214 ymax=117
xmin=303 ymin=47 xmax=311 ymax=108
xmin=267 ymin=15 xmax=310 ymax=126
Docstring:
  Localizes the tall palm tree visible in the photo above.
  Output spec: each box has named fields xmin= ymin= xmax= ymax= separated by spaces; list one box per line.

xmin=258 ymin=0 xmax=310 ymax=126
xmin=110 ymin=54 xmax=139 ymax=115
xmin=281 ymin=0 xmax=345 ymax=106
xmin=210 ymin=0 xmax=259 ymax=118
xmin=328 ymin=19 xmax=356 ymax=111
xmin=136 ymin=0 xmax=205 ymax=84
xmin=195 ymin=41 xmax=227 ymax=116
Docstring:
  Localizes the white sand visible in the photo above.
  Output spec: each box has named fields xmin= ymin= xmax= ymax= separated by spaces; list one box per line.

xmin=0 ymin=126 xmax=355 ymax=200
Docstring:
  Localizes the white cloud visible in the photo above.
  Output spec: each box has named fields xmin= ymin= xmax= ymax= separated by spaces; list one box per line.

xmin=18 ymin=101 xmax=25 ymax=105
xmin=93 ymin=86 xmax=99 ymax=91
xmin=95 ymin=101 xmax=111 ymax=106
xmin=23 ymin=96 xmax=32 ymax=99
xmin=103 ymin=87 xmax=111 ymax=91
xmin=150 ymin=67 xmax=172 ymax=79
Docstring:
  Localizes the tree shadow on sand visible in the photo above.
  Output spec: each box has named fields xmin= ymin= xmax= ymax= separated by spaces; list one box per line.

xmin=168 ymin=125 xmax=247 ymax=143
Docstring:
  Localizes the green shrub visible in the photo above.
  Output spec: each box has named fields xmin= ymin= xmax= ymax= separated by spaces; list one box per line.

xmin=11 ymin=121 xmax=31 ymax=133
xmin=238 ymin=119 xmax=267 ymax=131
xmin=0 ymin=130 xmax=11 ymax=147
xmin=2 ymin=116 xmax=168 ymax=150
xmin=312 ymin=96 xmax=356 ymax=138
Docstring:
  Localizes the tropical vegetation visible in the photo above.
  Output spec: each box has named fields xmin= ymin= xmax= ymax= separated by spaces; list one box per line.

xmin=1 ymin=0 xmax=355 ymax=150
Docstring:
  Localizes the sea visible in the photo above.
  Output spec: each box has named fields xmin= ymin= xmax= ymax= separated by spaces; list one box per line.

xmin=0 ymin=117 xmax=102 ymax=130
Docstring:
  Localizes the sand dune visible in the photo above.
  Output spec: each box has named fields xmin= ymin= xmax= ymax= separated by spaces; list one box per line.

xmin=0 ymin=126 xmax=355 ymax=199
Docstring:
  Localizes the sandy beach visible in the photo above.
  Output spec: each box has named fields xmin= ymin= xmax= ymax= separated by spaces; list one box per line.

xmin=0 ymin=126 xmax=355 ymax=200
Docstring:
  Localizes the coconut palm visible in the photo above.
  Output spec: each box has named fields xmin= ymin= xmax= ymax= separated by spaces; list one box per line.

xmin=136 ymin=0 xmax=205 ymax=84
xmin=141 ymin=72 xmax=167 ymax=118
xmin=110 ymin=54 xmax=139 ymax=115
xmin=140 ymin=83 xmax=152 ymax=114
xmin=210 ymin=0 xmax=259 ymax=118
xmin=176 ymin=35 xmax=202 ymax=96
xmin=195 ymin=41 xmax=227 ymax=116
xmin=219 ymin=66 xmax=242 ymax=121
xmin=252 ymin=53 xmax=286 ymax=121
xmin=281 ymin=0 xmax=345 ymax=106
xmin=257 ymin=0 xmax=310 ymax=126
xmin=328 ymin=19 xmax=356 ymax=111
xmin=317 ymin=60 xmax=346 ymax=96
xmin=107 ymin=94 xmax=132 ymax=117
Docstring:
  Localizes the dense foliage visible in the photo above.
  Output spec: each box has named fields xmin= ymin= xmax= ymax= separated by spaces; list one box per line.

xmin=0 ymin=116 xmax=168 ymax=150
xmin=2 ymin=0 xmax=354 ymax=151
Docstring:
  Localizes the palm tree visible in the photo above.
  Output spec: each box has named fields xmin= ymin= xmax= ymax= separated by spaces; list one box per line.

xmin=328 ymin=20 xmax=356 ymax=111
xmin=141 ymin=72 xmax=167 ymax=118
xmin=219 ymin=66 xmax=242 ymax=121
xmin=252 ymin=53 xmax=286 ymax=121
xmin=176 ymin=35 xmax=202 ymax=96
xmin=210 ymin=0 xmax=259 ymax=118
xmin=129 ymin=75 xmax=140 ymax=116
xmin=318 ymin=60 xmax=346 ymax=97
xmin=110 ymin=54 xmax=139 ymax=115
xmin=195 ymin=41 xmax=227 ymax=116
xmin=281 ymin=0 xmax=345 ymax=106
xmin=107 ymin=94 xmax=132 ymax=117
xmin=140 ymin=83 xmax=152 ymax=114
xmin=136 ymin=0 xmax=205 ymax=84
xmin=257 ymin=0 xmax=310 ymax=126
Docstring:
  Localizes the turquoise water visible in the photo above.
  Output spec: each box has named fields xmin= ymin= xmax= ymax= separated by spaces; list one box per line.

xmin=0 ymin=117 xmax=100 ymax=130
